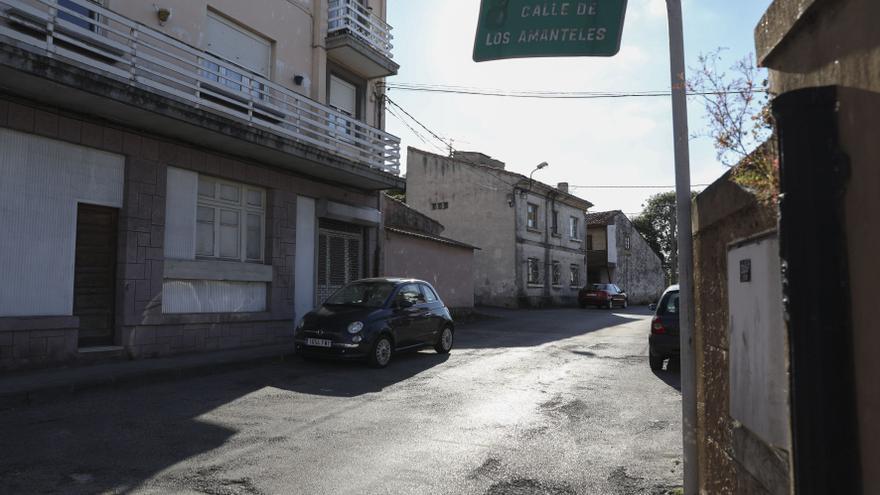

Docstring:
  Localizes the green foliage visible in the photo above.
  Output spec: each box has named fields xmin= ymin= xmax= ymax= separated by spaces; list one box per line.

xmin=632 ymin=191 xmax=697 ymax=284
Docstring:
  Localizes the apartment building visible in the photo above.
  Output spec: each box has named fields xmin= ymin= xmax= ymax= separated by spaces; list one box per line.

xmin=0 ymin=0 xmax=402 ymax=369
xmin=406 ymin=148 xmax=593 ymax=308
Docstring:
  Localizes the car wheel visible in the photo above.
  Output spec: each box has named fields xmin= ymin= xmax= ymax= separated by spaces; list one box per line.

xmin=649 ymin=352 xmax=664 ymax=371
xmin=434 ymin=326 xmax=454 ymax=354
xmin=369 ymin=335 xmax=393 ymax=368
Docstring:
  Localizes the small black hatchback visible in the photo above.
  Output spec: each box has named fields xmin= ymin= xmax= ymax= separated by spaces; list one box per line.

xmin=295 ymin=278 xmax=455 ymax=368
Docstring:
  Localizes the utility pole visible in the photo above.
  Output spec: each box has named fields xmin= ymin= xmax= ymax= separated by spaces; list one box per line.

xmin=666 ymin=1 xmax=698 ymax=493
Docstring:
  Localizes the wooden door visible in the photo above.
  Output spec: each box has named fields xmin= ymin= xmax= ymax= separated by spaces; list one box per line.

xmin=74 ymin=203 xmax=118 ymax=347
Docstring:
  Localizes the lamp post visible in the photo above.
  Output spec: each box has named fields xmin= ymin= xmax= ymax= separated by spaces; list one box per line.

xmin=529 ymin=161 xmax=549 ymax=190
xmin=665 ymin=1 xmax=697 ymax=493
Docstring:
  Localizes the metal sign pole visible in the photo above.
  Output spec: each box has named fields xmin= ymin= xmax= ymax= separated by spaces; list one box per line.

xmin=665 ymin=0 xmax=697 ymax=493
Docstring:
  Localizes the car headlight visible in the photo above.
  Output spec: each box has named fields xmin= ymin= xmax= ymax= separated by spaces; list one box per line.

xmin=296 ymin=319 xmax=306 ymax=330
xmin=347 ymin=321 xmax=364 ymax=334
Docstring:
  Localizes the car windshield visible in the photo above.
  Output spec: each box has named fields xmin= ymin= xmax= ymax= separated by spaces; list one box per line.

xmin=590 ymin=284 xmax=607 ymax=291
xmin=324 ymin=282 xmax=395 ymax=308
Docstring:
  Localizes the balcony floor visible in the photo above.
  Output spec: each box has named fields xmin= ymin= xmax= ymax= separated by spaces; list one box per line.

xmin=0 ymin=41 xmax=403 ymax=191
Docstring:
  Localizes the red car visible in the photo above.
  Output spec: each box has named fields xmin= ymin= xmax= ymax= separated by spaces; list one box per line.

xmin=579 ymin=283 xmax=629 ymax=309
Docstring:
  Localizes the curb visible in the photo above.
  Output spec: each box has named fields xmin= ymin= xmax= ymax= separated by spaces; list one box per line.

xmin=0 ymin=344 xmax=295 ymax=410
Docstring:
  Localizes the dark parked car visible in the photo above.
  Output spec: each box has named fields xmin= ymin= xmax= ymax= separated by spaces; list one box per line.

xmin=295 ymin=278 xmax=455 ymax=368
xmin=579 ymin=283 xmax=628 ymax=309
xmin=648 ymin=285 xmax=680 ymax=371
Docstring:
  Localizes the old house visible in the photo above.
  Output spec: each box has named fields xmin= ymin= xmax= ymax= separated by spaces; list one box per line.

xmin=0 ymin=0 xmax=402 ymax=369
xmin=405 ymin=148 xmax=593 ymax=308
xmin=585 ymin=210 xmax=665 ymax=304
xmin=379 ymin=194 xmax=478 ymax=313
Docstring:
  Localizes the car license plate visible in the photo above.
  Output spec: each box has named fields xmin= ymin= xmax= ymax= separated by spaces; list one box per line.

xmin=306 ymin=338 xmax=332 ymax=348
xmin=587 ymin=292 xmax=597 ymax=297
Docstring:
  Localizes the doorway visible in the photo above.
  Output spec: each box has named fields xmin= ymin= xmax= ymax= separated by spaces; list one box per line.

xmin=74 ymin=203 xmax=119 ymax=347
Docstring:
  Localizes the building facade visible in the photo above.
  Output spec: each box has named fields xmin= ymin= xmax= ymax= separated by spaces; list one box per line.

xmin=585 ymin=210 xmax=665 ymax=304
xmin=406 ymin=148 xmax=593 ymax=308
xmin=380 ymin=194 xmax=477 ymax=313
xmin=0 ymin=0 xmax=402 ymax=369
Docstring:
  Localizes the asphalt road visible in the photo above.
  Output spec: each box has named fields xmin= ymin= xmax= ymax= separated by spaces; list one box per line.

xmin=0 ymin=307 xmax=682 ymax=495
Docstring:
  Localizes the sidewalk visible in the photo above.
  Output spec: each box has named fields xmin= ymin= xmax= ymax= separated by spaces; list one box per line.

xmin=0 ymin=344 xmax=294 ymax=410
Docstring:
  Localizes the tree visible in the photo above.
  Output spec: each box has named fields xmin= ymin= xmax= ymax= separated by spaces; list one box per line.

xmin=688 ymin=49 xmax=778 ymax=203
xmin=632 ymin=191 xmax=697 ymax=284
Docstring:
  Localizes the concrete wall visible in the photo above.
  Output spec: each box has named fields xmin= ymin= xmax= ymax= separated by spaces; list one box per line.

xmin=383 ymin=231 xmax=474 ymax=310
xmin=692 ymin=172 xmax=786 ymax=494
xmin=515 ymin=190 xmax=587 ymax=306
xmin=610 ymin=213 xmax=665 ymax=305
xmin=757 ymin=0 xmax=880 ymax=489
xmin=406 ymin=148 xmax=518 ymax=307
xmin=109 ymin=0 xmax=387 ymax=128
xmin=0 ymin=95 xmax=378 ymax=368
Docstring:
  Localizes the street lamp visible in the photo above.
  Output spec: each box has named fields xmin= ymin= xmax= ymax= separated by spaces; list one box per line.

xmin=528 ymin=161 xmax=549 ymax=190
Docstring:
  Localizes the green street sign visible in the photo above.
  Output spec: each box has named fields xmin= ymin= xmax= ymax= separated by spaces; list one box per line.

xmin=473 ymin=1 xmax=629 ymax=62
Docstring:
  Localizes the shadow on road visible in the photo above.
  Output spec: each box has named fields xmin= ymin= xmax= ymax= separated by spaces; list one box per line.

xmin=455 ymin=306 xmax=652 ymax=350
xmin=652 ymin=360 xmax=682 ymax=392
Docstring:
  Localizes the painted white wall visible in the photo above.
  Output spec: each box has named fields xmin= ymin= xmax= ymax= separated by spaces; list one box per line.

xmin=728 ymin=234 xmax=791 ymax=450
xmin=164 ymin=167 xmax=198 ymax=260
xmin=0 ymin=128 xmax=124 ymax=317
xmin=294 ymin=195 xmax=317 ymax=323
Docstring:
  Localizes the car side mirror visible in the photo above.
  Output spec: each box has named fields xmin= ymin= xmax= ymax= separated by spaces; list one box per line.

xmin=648 ymin=303 xmax=657 ymax=311
xmin=397 ymin=299 xmax=414 ymax=309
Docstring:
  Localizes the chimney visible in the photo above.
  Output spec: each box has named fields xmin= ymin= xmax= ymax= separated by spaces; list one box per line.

xmin=557 ymin=182 xmax=569 ymax=194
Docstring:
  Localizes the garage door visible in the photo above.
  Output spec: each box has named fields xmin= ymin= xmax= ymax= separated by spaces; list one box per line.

xmin=317 ymin=219 xmax=363 ymax=303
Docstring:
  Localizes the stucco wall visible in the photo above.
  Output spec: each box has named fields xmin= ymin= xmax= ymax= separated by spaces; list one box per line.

xmin=109 ymin=0 xmax=386 ymax=128
xmin=757 ymin=0 xmax=880 ymax=489
xmin=406 ymin=148 xmax=518 ymax=307
xmin=692 ymin=174 xmax=784 ymax=494
xmin=383 ymin=231 xmax=474 ymax=310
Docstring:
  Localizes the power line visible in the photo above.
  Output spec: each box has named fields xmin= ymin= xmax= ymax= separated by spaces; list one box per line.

xmin=570 ymin=184 xmax=710 ymax=189
xmin=381 ymin=82 xmax=765 ymax=100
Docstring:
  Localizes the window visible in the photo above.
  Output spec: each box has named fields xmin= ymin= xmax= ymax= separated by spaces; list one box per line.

xmin=624 ymin=233 xmax=632 ymax=251
xmin=527 ymin=203 xmax=539 ymax=229
xmin=58 ymin=0 xmax=98 ymax=31
xmin=570 ymin=265 xmax=580 ymax=287
xmin=196 ymin=176 xmax=265 ymax=263
xmin=431 ymin=202 xmax=449 ymax=210
xmin=659 ymin=291 xmax=680 ymax=315
xmin=569 ymin=216 xmax=580 ymax=239
xmin=396 ymin=284 xmax=424 ymax=306
xmin=421 ymin=284 xmax=439 ymax=303
xmin=527 ymin=258 xmax=540 ymax=285
xmin=203 ymin=12 xmax=271 ymax=100
xmin=552 ymin=261 xmax=561 ymax=286
xmin=587 ymin=234 xmax=594 ymax=250
xmin=551 ymin=210 xmax=559 ymax=235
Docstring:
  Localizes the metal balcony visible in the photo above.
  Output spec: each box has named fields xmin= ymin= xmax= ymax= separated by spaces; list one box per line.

xmin=0 ymin=0 xmax=401 ymax=175
xmin=327 ymin=0 xmax=398 ymax=78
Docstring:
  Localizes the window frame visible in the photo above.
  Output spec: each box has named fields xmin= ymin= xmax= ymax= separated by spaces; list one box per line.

xmin=527 ymin=203 xmax=539 ymax=230
xmin=569 ymin=216 xmax=580 ymax=240
xmin=196 ymin=175 xmax=266 ymax=264
xmin=587 ymin=234 xmax=594 ymax=251
xmin=527 ymin=257 xmax=541 ymax=285
xmin=551 ymin=210 xmax=559 ymax=236
xmin=551 ymin=261 xmax=561 ymax=286
xmin=569 ymin=264 xmax=581 ymax=288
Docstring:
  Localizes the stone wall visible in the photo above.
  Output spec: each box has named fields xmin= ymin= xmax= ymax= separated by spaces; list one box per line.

xmin=611 ymin=213 xmax=666 ymax=305
xmin=692 ymin=172 xmax=785 ymax=494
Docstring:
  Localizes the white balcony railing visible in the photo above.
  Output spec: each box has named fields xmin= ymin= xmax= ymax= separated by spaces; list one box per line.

xmin=0 ymin=0 xmax=401 ymax=174
xmin=327 ymin=0 xmax=393 ymax=60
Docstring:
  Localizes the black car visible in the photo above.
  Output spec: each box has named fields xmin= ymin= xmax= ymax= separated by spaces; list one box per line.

xmin=295 ymin=278 xmax=455 ymax=368
xmin=648 ymin=285 xmax=680 ymax=371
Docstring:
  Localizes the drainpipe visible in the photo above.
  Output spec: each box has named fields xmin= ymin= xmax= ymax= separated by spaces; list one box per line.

xmin=543 ymin=190 xmax=554 ymax=305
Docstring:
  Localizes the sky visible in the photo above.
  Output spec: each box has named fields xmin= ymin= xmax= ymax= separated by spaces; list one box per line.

xmin=384 ymin=0 xmax=774 ymax=217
